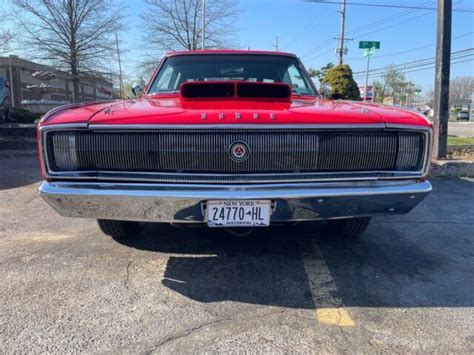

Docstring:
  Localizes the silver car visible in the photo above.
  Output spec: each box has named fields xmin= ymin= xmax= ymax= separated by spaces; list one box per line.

xmin=456 ymin=111 xmax=470 ymax=121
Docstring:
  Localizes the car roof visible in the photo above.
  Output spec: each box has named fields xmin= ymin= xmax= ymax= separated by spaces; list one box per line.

xmin=165 ymin=49 xmax=297 ymax=58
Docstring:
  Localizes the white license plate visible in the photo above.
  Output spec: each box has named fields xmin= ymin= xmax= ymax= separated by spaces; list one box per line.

xmin=206 ymin=200 xmax=271 ymax=227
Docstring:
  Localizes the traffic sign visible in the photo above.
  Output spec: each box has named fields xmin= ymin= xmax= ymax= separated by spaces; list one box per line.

xmin=359 ymin=41 xmax=380 ymax=49
xmin=363 ymin=47 xmax=376 ymax=57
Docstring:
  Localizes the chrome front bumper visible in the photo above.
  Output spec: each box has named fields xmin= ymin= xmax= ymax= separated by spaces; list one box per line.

xmin=39 ymin=180 xmax=432 ymax=223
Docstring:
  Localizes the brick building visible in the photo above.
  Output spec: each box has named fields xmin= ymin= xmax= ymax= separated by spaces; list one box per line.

xmin=0 ymin=55 xmax=113 ymax=113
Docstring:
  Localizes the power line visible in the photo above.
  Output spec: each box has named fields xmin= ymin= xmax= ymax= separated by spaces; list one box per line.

xmin=346 ymin=31 xmax=473 ymax=61
xmin=352 ymin=48 xmax=473 ymax=76
xmin=353 ymin=55 xmax=473 ymax=78
xmin=343 ymin=0 xmax=433 ymax=36
xmin=279 ymin=6 xmax=334 ymax=51
xmin=304 ymin=1 xmax=474 ymax=13
xmin=352 ymin=51 xmax=474 ymax=78
xmin=301 ymin=1 xmax=429 ymax=60
xmin=301 ymin=0 xmax=436 ymax=62
xmin=353 ymin=58 xmax=473 ymax=81
xmin=351 ymin=11 xmax=432 ymax=40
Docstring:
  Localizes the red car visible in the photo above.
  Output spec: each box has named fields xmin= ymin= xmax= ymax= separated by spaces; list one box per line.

xmin=38 ymin=50 xmax=432 ymax=239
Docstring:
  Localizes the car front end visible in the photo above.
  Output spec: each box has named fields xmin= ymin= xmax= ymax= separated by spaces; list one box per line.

xmin=38 ymin=51 xmax=433 ymax=238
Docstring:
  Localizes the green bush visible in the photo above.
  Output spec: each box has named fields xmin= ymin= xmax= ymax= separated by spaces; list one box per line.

xmin=323 ymin=64 xmax=361 ymax=100
xmin=10 ymin=108 xmax=42 ymax=123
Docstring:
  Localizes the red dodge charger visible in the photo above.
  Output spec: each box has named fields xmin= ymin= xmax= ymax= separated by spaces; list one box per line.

xmin=37 ymin=50 xmax=432 ymax=239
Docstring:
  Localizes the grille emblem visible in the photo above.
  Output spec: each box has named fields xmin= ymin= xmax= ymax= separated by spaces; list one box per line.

xmin=229 ymin=142 xmax=249 ymax=162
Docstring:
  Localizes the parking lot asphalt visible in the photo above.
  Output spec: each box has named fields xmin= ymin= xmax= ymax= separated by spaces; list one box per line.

xmin=0 ymin=156 xmax=473 ymax=353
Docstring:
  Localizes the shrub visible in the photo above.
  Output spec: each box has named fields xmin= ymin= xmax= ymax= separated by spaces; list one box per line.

xmin=10 ymin=108 xmax=42 ymax=123
xmin=323 ymin=64 xmax=361 ymax=100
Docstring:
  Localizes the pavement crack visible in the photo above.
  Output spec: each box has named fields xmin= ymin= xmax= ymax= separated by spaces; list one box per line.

xmin=125 ymin=260 xmax=132 ymax=290
xmin=142 ymin=309 xmax=288 ymax=353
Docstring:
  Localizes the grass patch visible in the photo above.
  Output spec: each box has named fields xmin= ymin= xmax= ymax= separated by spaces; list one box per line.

xmin=448 ymin=136 xmax=474 ymax=145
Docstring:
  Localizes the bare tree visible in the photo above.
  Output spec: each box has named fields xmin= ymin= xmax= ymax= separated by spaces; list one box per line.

xmin=308 ymin=63 xmax=334 ymax=84
xmin=450 ymin=76 xmax=474 ymax=101
xmin=14 ymin=0 xmax=124 ymax=102
xmin=0 ymin=9 xmax=15 ymax=54
xmin=372 ymin=66 xmax=409 ymax=105
xmin=141 ymin=0 xmax=237 ymax=54
xmin=0 ymin=30 xmax=14 ymax=54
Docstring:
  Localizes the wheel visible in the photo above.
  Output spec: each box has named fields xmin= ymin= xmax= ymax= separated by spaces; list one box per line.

xmin=328 ymin=217 xmax=371 ymax=239
xmin=97 ymin=219 xmax=141 ymax=238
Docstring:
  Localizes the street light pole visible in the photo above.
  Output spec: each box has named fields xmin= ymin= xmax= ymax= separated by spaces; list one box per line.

xmin=433 ymin=0 xmax=452 ymax=159
xmin=364 ymin=55 xmax=370 ymax=101
xmin=8 ymin=55 xmax=15 ymax=108
xmin=202 ymin=0 xmax=206 ymax=50
xmin=115 ymin=31 xmax=124 ymax=100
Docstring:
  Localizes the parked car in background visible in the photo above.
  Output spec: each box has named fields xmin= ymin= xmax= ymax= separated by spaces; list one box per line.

xmin=38 ymin=50 xmax=432 ymax=240
xmin=456 ymin=110 xmax=470 ymax=121
xmin=0 ymin=78 xmax=11 ymax=123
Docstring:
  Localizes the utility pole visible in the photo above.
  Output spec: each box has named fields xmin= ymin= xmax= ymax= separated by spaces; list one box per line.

xmin=337 ymin=0 xmax=347 ymax=65
xmin=274 ymin=35 xmax=279 ymax=52
xmin=433 ymin=0 xmax=452 ymax=159
xmin=114 ymin=31 xmax=124 ymax=100
xmin=202 ymin=0 xmax=206 ymax=50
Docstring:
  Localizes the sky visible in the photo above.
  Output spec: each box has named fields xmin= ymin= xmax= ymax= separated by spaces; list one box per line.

xmin=3 ymin=0 xmax=473 ymax=94
xmin=117 ymin=0 xmax=474 ymax=94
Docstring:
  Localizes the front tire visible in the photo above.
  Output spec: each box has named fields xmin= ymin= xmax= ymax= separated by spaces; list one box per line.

xmin=97 ymin=219 xmax=140 ymax=238
xmin=328 ymin=217 xmax=371 ymax=239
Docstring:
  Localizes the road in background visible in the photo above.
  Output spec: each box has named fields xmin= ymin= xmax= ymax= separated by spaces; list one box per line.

xmin=0 ymin=156 xmax=473 ymax=353
xmin=448 ymin=121 xmax=474 ymax=137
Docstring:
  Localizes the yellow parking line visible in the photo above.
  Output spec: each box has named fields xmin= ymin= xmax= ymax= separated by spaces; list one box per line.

xmin=300 ymin=239 xmax=355 ymax=327
xmin=316 ymin=308 xmax=355 ymax=326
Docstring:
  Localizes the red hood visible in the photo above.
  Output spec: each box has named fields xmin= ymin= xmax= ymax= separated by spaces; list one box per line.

xmin=41 ymin=96 xmax=431 ymax=127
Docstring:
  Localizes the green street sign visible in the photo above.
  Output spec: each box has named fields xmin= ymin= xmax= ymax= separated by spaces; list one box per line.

xmin=415 ymin=89 xmax=422 ymax=93
xmin=359 ymin=41 xmax=380 ymax=49
xmin=363 ymin=47 xmax=376 ymax=57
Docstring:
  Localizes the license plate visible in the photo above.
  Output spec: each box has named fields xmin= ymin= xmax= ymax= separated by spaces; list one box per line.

xmin=206 ymin=200 xmax=271 ymax=227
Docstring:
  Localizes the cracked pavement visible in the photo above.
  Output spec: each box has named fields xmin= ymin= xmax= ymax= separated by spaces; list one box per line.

xmin=0 ymin=156 xmax=473 ymax=353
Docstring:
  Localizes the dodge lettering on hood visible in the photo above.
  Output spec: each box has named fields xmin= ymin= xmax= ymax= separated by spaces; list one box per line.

xmin=38 ymin=50 xmax=432 ymax=238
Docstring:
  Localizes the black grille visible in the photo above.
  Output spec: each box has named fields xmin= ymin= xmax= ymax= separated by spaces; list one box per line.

xmin=46 ymin=129 xmax=426 ymax=182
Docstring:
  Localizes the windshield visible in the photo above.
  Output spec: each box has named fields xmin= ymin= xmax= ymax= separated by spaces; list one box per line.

xmin=148 ymin=54 xmax=317 ymax=96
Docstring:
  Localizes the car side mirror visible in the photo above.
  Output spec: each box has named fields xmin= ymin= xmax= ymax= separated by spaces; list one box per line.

xmin=131 ymin=83 xmax=143 ymax=98
xmin=320 ymin=83 xmax=332 ymax=99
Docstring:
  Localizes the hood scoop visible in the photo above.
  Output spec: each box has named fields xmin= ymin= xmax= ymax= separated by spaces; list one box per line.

xmin=180 ymin=81 xmax=292 ymax=101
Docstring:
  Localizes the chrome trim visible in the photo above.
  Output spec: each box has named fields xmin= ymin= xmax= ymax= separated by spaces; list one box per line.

xmin=40 ymin=101 xmax=113 ymax=123
xmin=39 ymin=124 xmax=89 ymax=181
xmin=385 ymin=123 xmax=432 ymax=131
xmin=40 ymin=124 xmax=431 ymax=183
xmin=41 ymin=170 xmax=425 ymax=184
xmin=87 ymin=123 xmax=388 ymax=130
xmin=39 ymin=180 xmax=432 ymax=223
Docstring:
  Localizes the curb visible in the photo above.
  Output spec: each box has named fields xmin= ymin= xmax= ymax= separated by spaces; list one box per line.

xmin=430 ymin=160 xmax=474 ymax=178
